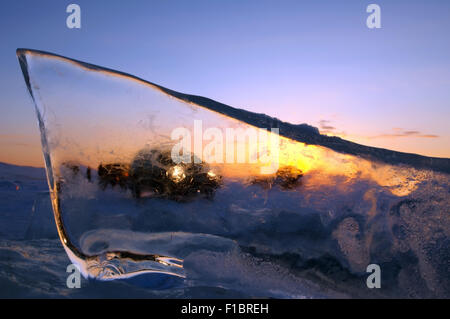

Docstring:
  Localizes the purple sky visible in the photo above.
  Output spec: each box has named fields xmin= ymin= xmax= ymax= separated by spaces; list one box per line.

xmin=1 ymin=0 xmax=449 ymax=166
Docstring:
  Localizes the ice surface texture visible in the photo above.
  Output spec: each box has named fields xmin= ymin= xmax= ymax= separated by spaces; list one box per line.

xmin=15 ymin=48 xmax=450 ymax=298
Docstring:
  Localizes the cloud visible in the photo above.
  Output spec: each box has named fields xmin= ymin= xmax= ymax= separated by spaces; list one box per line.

xmin=317 ymin=120 xmax=348 ymax=139
xmin=0 ymin=134 xmax=41 ymax=148
xmin=369 ymin=128 xmax=439 ymax=139
xmin=319 ymin=120 xmax=336 ymax=132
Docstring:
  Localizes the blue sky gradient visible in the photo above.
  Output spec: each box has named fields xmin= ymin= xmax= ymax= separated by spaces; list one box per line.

xmin=1 ymin=0 xmax=449 ymax=166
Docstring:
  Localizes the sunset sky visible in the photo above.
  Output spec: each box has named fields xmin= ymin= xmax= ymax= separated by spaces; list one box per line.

xmin=1 ymin=0 xmax=449 ymax=167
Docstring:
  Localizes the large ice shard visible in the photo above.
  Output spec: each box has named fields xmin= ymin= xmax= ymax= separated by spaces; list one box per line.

xmin=17 ymin=48 xmax=450 ymax=297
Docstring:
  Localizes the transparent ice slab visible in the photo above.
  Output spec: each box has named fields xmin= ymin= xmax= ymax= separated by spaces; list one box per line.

xmin=17 ymin=49 xmax=450 ymax=297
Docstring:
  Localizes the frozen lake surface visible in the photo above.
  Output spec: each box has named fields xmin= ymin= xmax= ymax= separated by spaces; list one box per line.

xmin=0 ymin=161 xmax=448 ymax=298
